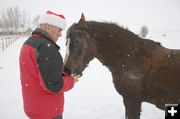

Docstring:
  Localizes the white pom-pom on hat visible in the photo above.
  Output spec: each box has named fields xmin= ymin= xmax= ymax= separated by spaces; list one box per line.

xmin=39 ymin=10 xmax=67 ymax=30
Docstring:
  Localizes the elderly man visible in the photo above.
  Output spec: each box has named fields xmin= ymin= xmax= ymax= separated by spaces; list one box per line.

xmin=19 ymin=10 xmax=80 ymax=119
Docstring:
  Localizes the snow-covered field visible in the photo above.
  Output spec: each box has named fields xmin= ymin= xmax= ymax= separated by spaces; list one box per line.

xmin=0 ymin=32 xmax=179 ymax=119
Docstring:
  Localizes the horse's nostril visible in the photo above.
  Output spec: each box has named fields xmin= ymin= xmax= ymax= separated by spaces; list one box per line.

xmin=64 ymin=67 xmax=71 ymax=75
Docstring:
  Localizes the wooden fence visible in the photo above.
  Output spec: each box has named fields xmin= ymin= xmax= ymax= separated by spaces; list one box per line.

xmin=0 ymin=36 xmax=18 ymax=51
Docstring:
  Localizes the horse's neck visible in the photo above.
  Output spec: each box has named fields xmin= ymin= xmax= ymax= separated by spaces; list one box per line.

xmin=88 ymin=23 xmax=127 ymax=66
xmin=91 ymin=29 xmax=161 ymax=72
xmin=93 ymin=32 xmax=127 ymax=71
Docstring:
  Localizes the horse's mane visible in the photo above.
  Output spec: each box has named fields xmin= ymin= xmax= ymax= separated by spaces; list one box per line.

xmin=87 ymin=21 xmax=160 ymax=47
xmin=86 ymin=21 xmax=161 ymax=56
xmin=69 ymin=21 xmax=161 ymax=58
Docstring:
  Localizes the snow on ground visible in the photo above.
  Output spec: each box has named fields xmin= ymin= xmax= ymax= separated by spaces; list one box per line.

xmin=1 ymin=31 xmax=179 ymax=119
xmin=0 ymin=36 xmax=27 ymax=119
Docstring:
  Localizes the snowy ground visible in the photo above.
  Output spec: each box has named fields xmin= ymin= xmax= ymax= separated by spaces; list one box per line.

xmin=1 ymin=32 xmax=179 ymax=119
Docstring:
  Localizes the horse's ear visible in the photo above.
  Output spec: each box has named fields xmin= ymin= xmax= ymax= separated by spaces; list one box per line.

xmin=78 ymin=13 xmax=88 ymax=29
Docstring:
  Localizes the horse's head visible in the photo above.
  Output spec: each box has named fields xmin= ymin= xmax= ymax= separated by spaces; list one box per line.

xmin=64 ymin=14 xmax=97 ymax=76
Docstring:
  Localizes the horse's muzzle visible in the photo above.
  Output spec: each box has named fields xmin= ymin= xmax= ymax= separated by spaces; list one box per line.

xmin=64 ymin=67 xmax=83 ymax=77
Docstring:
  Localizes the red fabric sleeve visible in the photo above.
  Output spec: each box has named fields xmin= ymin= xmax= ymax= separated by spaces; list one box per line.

xmin=59 ymin=72 xmax=75 ymax=93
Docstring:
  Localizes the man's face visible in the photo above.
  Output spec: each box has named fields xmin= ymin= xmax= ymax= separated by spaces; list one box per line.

xmin=48 ymin=25 xmax=62 ymax=42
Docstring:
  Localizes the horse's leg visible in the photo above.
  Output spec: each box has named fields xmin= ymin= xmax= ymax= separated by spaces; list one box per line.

xmin=123 ymin=97 xmax=141 ymax=119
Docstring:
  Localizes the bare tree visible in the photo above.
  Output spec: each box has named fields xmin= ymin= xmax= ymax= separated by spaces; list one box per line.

xmin=0 ymin=6 xmax=30 ymax=35
xmin=7 ymin=7 xmax=14 ymax=31
xmin=1 ymin=9 xmax=9 ymax=27
xmin=32 ymin=15 xmax=40 ymax=29
xmin=0 ymin=19 xmax=2 ymax=27
xmin=21 ymin=9 xmax=30 ymax=26
xmin=139 ymin=25 xmax=149 ymax=38
xmin=14 ymin=6 xmax=21 ymax=31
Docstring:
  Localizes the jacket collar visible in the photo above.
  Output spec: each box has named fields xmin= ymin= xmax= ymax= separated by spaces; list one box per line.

xmin=32 ymin=28 xmax=60 ymax=50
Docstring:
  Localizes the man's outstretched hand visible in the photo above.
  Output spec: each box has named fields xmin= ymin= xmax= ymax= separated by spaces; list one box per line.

xmin=72 ymin=74 xmax=82 ymax=83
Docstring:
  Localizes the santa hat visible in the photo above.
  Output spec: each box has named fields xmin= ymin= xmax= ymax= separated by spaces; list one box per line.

xmin=39 ymin=10 xmax=67 ymax=30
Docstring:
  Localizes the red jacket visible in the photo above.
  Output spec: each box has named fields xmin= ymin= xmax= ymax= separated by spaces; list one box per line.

xmin=19 ymin=28 xmax=74 ymax=119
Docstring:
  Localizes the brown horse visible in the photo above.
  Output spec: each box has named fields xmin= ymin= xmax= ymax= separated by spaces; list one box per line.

xmin=64 ymin=14 xmax=180 ymax=119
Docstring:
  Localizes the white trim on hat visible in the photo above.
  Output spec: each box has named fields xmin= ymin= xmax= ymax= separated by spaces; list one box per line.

xmin=39 ymin=13 xmax=67 ymax=30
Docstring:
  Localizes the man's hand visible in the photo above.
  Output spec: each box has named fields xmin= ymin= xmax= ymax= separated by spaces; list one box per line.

xmin=72 ymin=74 xmax=81 ymax=83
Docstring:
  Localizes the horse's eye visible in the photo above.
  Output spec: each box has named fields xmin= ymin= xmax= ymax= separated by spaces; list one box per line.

xmin=69 ymin=39 xmax=84 ymax=56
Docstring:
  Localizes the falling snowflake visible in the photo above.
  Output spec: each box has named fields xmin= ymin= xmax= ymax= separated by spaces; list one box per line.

xmin=47 ymin=43 xmax=51 ymax=47
xmin=25 ymin=83 xmax=28 ymax=87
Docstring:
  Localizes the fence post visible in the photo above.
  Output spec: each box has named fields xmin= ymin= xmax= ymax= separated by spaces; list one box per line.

xmin=5 ymin=38 xmax=8 ymax=48
xmin=2 ymin=39 xmax=4 ymax=51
